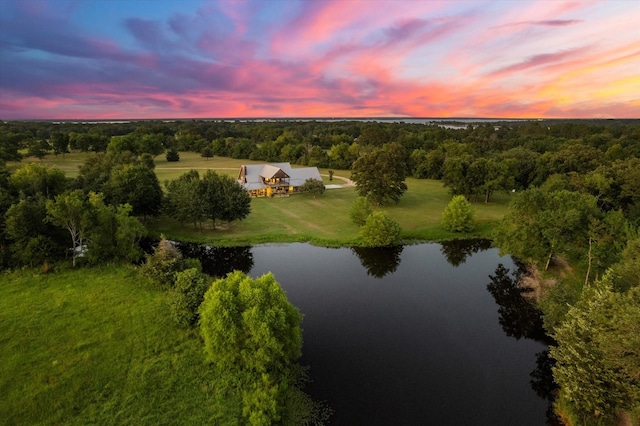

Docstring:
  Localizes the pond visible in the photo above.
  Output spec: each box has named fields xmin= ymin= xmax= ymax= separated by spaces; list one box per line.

xmin=176 ymin=241 xmax=555 ymax=425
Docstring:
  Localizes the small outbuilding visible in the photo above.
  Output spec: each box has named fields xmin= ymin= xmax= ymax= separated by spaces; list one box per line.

xmin=237 ymin=163 xmax=322 ymax=197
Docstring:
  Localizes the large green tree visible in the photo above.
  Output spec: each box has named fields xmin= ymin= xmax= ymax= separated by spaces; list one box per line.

xmin=84 ymin=193 xmax=146 ymax=264
xmin=103 ymin=163 xmax=163 ymax=220
xmin=494 ymin=189 xmax=599 ymax=270
xmin=199 ymin=271 xmax=303 ymax=425
xmin=5 ymin=196 xmax=64 ymax=266
xmin=165 ymin=170 xmax=250 ymax=230
xmin=50 ymin=132 xmax=69 ymax=157
xmin=9 ymin=163 xmax=67 ymax=199
xmin=164 ymin=170 xmax=207 ymax=229
xmin=550 ymin=276 xmax=640 ymax=423
xmin=351 ymin=142 xmax=408 ymax=205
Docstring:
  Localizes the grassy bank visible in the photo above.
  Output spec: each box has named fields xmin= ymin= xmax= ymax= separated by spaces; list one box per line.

xmin=0 ymin=266 xmax=225 ymax=425
xmin=13 ymin=152 xmax=511 ymax=245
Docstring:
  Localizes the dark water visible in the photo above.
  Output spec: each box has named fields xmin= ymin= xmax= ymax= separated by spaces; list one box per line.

xmin=175 ymin=241 xmax=553 ymax=425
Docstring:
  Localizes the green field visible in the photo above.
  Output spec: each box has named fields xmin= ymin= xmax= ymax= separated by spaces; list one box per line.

xmin=13 ymin=151 xmax=511 ymax=245
xmin=0 ymin=266 xmax=229 ymax=425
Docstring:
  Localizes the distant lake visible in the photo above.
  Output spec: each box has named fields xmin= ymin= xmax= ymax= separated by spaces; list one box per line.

xmin=176 ymin=241 xmax=553 ymax=425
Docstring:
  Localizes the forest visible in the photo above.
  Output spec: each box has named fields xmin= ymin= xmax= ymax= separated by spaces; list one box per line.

xmin=1 ymin=118 xmax=639 ymax=424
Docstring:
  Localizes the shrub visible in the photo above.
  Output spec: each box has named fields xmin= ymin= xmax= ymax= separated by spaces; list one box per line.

xmin=166 ymin=149 xmax=180 ymax=162
xmin=442 ymin=195 xmax=475 ymax=232
xmin=169 ymin=268 xmax=210 ymax=327
xmin=140 ymin=238 xmax=183 ymax=287
xmin=350 ymin=196 xmax=372 ymax=226
xmin=359 ymin=211 xmax=401 ymax=247
xmin=299 ymin=178 xmax=325 ymax=197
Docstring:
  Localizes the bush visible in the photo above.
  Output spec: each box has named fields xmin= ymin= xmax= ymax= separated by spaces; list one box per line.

xmin=299 ymin=178 xmax=325 ymax=197
xmin=350 ymin=196 xmax=372 ymax=226
xmin=140 ymin=238 xmax=184 ymax=287
xmin=359 ymin=211 xmax=401 ymax=247
xmin=442 ymin=195 xmax=475 ymax=232
xmin=166 ymin=149 xmax=180 ymax=162
xmin=169 ymin=268 xmax=211 ymax=327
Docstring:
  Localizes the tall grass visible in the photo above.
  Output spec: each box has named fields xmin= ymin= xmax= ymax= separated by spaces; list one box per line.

xmin=0 ymin=266 xmax=224 ymax=425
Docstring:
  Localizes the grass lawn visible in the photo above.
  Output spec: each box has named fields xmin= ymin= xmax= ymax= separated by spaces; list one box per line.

xmin=148 ymin=178 xmax=511 ymax=245
xmin=11 ymin=151 xmax=511 ymax=245
xmin=0 ymin=266 xmax=228 ymax=425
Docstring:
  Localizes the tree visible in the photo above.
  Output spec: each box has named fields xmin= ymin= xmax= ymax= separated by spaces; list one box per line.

xmin=9 ymin=163 xmax=67 ymax=199
xmin=493 ymin=189 xmax=599 ymax=270
xmin=141 ymin=238 xmax=187 ymax=287
xmin=217 ymin=173 xmax=252 ymax=224
xmin=200 ymin=171 xmax=251 ymax=228
xmin=442 ymin=154 xmax=473 ymax=197
xmin=169 ymin=268 xmax=211 ymax=327
xmin=201 ymin=146 xmax=213 ymax=160
xmin=550 ymin=276 xmax=640 ymax=423
xmin=164 ymin=170 xmax=250 ymax=230
xmin=107 ymin=134 xmax=136 ymax=154
xmin=50 ymin=132 xmax=69 ymax=157
xmin=45 ymin=190 xmax=92 ymax=267
xmin=350 ymin=196 xmax=372 ymax=226
xmin=138 ymin=133 xmax=167 ymax=156
xmin=359 ymin=211 xmax=401 ymax=247
xmin=166 ymin=148 xmax=180 ymax=162
xmin=199 ymin=271 xmax=303 ymax=424
xmin=351 ymin=142 xmax=408 ymax=205
xmin=442 ymin=195 xmax=475 ymax=232
xmin=103 ymin=163 xmax=163 ymax=219
xmin=164 ymin=170 xmax=207 ymax=229
xmin=84 ymin=193 xmax=145 ymax=264
xmin=0 ymin=132 xmax=22 ymax=163
xmin=298 ymin=178 xmax=325 ymax=197
xmin=5 ymin=196 xmax=64 ymax=266
xmin=26 ymin=138 xmax=50 ymax=161
xmin=328 ymin=142 xmax=356 ymax=170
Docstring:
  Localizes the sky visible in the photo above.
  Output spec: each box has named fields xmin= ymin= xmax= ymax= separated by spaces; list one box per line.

xmin=1 ymin=0 xmax=639 ymax=120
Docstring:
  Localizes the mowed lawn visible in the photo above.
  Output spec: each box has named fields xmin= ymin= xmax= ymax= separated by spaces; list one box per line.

xmin=14 ymin=151 xmax=511 ymax=244
xmin=0 ymin=266 xmax=224 ymax=425
xmin=149 ymin=177 xmax=511 ymax=245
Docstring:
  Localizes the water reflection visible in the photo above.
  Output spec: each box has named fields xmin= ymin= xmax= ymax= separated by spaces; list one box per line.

xmin=486 ymin=263 xmax=548 ymax=342
xmin=440 ymin=238 xmax=492 ymax=266
xmin=350 ymin=245 xmax=403 ymax=278
xmin=531 ymin=350 xmax=562 ymax=425
xmin=174 ymin=242 xmax=254 ymax=277
xmin=487 ymin=263 xmax=560 ymax=425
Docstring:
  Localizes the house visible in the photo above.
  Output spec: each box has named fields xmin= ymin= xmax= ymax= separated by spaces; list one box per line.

xmin=237 ymin=163 xmax=322 ymax=197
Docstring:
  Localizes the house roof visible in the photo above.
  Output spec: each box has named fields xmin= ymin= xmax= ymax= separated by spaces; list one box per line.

xmin=238 ymin=163 xmax=322 ymax=191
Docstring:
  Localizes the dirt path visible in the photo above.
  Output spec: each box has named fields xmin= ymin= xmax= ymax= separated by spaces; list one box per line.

xmin=322 ymin=174 xmax=355 ymax=187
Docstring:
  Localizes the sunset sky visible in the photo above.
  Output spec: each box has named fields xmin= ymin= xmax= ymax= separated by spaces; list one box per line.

xmin=1 ymin=0 xmax=639 ymax=119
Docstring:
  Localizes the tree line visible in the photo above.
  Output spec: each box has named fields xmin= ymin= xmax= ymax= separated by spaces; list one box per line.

xmin=0 ymin=150 xmax=251 ymax=270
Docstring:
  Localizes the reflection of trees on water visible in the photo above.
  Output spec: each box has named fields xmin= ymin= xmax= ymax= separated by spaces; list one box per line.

xmin=487 ymin=263 xmax=560 ymax=425
xmin=174 ymin=242 xmax=254 ymax=277
xmin=531 ymin=349 xmax=562 ymax=425
xmin=487 ymin=263 xmax=549 ymax=342
xmin=351 ymin=246 xmax=403 ymax=278
xmin=440 ymin=239 xmax=492 ymax=266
